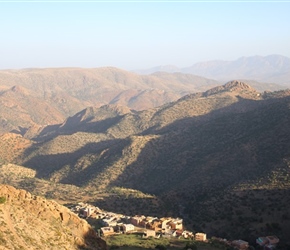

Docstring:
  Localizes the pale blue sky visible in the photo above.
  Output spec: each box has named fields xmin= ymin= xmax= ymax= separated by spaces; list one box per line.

xmin=0 ymin=1 xmax=289 ymax=70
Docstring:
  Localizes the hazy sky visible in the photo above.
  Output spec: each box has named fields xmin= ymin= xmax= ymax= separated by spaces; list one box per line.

xmin=0 ymin=1 xmax=289 ymax=70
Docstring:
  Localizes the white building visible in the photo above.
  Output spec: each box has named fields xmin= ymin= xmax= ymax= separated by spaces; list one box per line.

xmin=122 ymin=224 xmax=135 ymax=233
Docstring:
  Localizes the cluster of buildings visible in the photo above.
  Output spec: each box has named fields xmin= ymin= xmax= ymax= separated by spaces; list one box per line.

xmin=70 ymin=203 xmax=280 ymax=250
xmin=70 ymin=202 xmax=206 ymax=241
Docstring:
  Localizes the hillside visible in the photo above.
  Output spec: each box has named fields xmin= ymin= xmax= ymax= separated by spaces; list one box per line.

xmin=0 ymin=184 xmax=106 ymax=250
xmin=0 ymin=67 xmax=221 ymax=135
xmin=0 ymin=67 xmax=285 ymax=136
xmin=0 ymin=133 xmax=33 ymax=163
xmin=1 ymin=81 xmax=290 ymax=246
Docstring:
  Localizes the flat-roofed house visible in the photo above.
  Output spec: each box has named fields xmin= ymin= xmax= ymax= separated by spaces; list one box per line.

xmin=232 ymin=239 xmax=249 ymax=249
xmin=169 ymin=218 xmax=183 ymax=230
xmin=266 ymin=235 xmax=279 ymax=245
xmin=122 ymin=224 xmax=135 ymax=233
xmin=143 ymin=229 xmax=156 ymax=238
xmin=195 ymin=232 xmax=207 ymax=241
xmin=100 ymin=227 xmax=114 ymax=236
xmin=131 ymin=215 xmax=145 ymax=226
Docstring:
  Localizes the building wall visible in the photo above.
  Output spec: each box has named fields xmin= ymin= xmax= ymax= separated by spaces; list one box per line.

xmin=195 ymin=233 xmax=207 ymax=241
xmin=145 ymin=230 xmax=156 ymax=238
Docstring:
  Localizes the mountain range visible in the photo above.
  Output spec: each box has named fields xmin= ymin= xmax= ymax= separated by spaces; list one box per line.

xmin=134 ymin=54 xmax=290 ymax=86
xmin=1 ymin=80 xmax=290 ymax=247
xmin=0 ymin=67 xmax=221 ymax=135
xmin=0 ymin=66 xmax=285 ymax=135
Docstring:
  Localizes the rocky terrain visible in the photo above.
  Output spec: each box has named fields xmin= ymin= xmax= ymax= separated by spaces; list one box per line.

xmin=0 ymin=184 xmax=107 ymax=250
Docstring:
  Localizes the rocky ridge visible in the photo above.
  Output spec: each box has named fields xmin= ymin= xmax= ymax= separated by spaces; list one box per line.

xmin=0 ymin=184 xmax=106 ymax=250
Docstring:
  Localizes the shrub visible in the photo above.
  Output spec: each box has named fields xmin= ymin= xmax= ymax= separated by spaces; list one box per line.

xmin=0 ymin=197 xmax=6 ymax=204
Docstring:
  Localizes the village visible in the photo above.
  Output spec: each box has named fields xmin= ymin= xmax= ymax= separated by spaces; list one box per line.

xmin=69 ymin=202 xmax=280 ymax=250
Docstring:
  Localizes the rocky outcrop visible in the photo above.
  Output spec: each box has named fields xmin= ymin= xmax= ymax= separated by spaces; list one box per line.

xmin=0 ymin=184 xmax=107 ymax=250
xmin=204 ymin=80 xmax=259 ymax=97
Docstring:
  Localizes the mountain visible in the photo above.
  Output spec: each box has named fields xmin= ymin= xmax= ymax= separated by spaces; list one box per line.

xmin=1 ymin=66 xmax=285 ymax=136
xmin=2 ymin=81 xmax=290 ymax=246
xmin=183 ymin=55 xmax=290 ymax=84
xmin=0 ymin=85 xmax=66 ymax=134
xmin=0 ymin=67 xmax=221 ymax=135
xmin=135 ymin=55 xmax=290 ymax=86
xmin=0 ymin=184 xmax=106 ymax=250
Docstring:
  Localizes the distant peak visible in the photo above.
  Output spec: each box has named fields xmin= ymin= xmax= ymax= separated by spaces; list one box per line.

xmin=204 ymin=80 xmax=257 ymax=97
xmin=223 ymin=80 xmax=254 ymax=91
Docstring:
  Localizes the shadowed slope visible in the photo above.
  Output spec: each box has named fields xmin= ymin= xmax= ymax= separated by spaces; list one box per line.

xmin=14 ymin=81 xmax=289 ymax=195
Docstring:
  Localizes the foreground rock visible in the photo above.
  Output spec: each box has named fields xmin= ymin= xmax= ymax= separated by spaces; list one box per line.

xmin=0 ymin=184 xmax=107 ymax=250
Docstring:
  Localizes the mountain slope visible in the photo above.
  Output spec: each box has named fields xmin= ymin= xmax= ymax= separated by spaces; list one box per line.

xmin=0 ymin=65 xmax=286 ymax=135
xmin=0 ymin=85 xmax=66 ymax=135
xmin=0 ymin=67 xmax=222 ymax=134
xmin=0 ymin=133 xmax=33 ymax=164
xmin=0 ymin=67 xmax=221 ymax=106
xmin=0 ymin=184 xmax=106 ymax=250
xmin=16 ymin=81 xmax=282 ymax=184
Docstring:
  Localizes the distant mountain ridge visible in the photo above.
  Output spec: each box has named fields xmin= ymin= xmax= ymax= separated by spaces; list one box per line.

xmin=0 ymin=66 xmax=285 ymax=135
xmin=0 ymin=67 xmax=222 ymax=135
xmin=134 ymin=54 xmax=290 ymax=85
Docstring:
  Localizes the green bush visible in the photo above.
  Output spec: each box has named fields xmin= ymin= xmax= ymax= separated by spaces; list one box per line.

xmin=0 ymin=197 xmax=6 ymax=204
